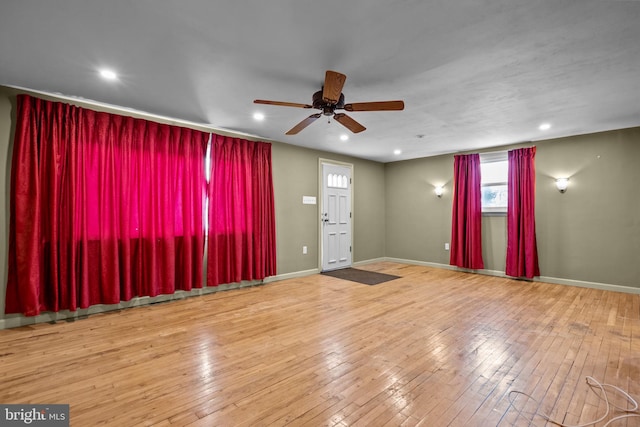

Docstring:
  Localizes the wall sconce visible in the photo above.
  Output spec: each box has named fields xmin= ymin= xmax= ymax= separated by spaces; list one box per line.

xmin=555 ymin=178 xmax=569 ymax=193
xmin=435 ymin=186 xmax=444 ymax=198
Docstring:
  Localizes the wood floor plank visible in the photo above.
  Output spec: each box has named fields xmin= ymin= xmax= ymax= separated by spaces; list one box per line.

xmin=1 ymin=263 xmax=639 ymax=426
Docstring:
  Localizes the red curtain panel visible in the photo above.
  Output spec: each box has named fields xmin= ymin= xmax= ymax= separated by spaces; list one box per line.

xmin=6 ymin=95 xmax=209 ymax=316
xmin=450 ymin=153 xmax=484 ymax=269
xmin=506 ymin=147 xmax=540 ymax=278
xmin=206 ymin=134 xmax=277 ymax=287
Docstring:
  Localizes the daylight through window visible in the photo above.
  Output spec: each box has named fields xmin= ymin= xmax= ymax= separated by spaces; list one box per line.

xmin=480 ymin=152 xmax=508 ymax=213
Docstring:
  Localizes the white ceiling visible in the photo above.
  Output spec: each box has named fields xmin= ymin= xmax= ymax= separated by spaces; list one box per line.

xmin=1 ymin=1 xmax=640 ymax=163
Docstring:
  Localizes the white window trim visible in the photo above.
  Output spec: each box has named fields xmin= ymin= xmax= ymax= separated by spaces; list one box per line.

xmin=480 ymin=151 xmax=508 ymax=215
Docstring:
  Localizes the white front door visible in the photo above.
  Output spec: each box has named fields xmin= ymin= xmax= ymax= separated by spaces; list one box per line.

xmin=321 ymin=162 xmax=352 ymax=271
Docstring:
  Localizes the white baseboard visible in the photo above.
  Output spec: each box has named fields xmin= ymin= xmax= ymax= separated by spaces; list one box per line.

xmin=382 ymin=257 xmax=640 ymax=295
xmin=384 ymin=257 xmax=458 ymax=271
xmin=0 ymin=279 xmax=264 ymax=330
xmin=0 ymin=269 xmax=328 ymax=329
xmin=535 ymin=275 xmax=640 ymax=294
xmin=353 ymin=258 xmax=386 ymax=267
xmin=4 ymin=260 xmax=636 ymax=330
xmin=263 ymin=268 xmax=320 ymax=283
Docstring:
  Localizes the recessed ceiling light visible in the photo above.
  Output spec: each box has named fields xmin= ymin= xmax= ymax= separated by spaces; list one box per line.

xmin=340 ymin=134 xmax=349 ymax=141
xmin=253 ymin=112 xmax=265 ymax=121
xmin=394 ymin=149 xmax=402 ymax=155
xmin=538 ymin=123 xmax=551 ymax=131
xmin=99 ymin=69 xmax=118 ymax=81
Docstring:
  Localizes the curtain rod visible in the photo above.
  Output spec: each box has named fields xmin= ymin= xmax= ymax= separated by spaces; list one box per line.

xmin=4 ymin=84 xmax=271 ymax=142
xmin=455 ymin=143 xmax=535 ymax=157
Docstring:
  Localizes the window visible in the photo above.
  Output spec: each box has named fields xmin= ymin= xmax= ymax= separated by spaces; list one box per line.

xmin=327 ymin=173 xmax=349 ymax=189
xmin=480 ymin=152 xmax=508 ymax=213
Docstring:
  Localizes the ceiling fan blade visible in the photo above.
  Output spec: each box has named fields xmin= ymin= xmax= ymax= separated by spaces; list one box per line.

xmin=254 ymin=99 xmax=313 ymax=109
xmin=286 ymin=113 xmax=322 ymax=135
xmin=333 ymin=113 xmax=366 ymax=133
xmin=343 ymin=100 xmax=405 ymax=112
xmin=322 ymin=70 xmax=347 ymax=104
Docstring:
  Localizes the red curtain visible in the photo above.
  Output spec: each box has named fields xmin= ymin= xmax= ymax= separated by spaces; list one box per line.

xmin=207 ymin=135 xmax=276 ymax=286
xmin=450 ymin=154 xmax=484 ymax=269
xmin=506 ymin=147 xmax=540 ymax=278
xmin=6 ymin=95 xmax=209 ymax=316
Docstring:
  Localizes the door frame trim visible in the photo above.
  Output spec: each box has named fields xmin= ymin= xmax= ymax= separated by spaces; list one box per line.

xmin=318 ymin=158 xmax=354 ymax=271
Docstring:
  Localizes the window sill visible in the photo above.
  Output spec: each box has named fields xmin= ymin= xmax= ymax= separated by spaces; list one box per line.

xmin=482 ymin=211 xmax=507 ymax=217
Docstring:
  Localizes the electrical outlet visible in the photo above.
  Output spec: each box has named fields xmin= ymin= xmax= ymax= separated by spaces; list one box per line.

xmin=444 ymin=243 xmax=450 ymax=251
xmin=303 ymin=246 xmax=308 ymax=255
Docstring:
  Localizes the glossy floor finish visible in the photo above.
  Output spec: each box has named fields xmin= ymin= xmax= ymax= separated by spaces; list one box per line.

xmin=1 ymin=262 xmax=639 ymax=426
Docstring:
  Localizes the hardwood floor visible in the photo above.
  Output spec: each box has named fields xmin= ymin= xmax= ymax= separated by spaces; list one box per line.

xmin=1 ymin=262 xmax=639 ymax=426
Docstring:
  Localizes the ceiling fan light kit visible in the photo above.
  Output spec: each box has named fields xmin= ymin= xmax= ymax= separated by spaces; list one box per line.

xmin=254 ymin=70 xmax=404 ymax=135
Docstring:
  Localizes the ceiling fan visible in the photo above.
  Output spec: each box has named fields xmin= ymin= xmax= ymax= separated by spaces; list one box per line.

xmin=254 ymin=70 xmax=404 ymax=135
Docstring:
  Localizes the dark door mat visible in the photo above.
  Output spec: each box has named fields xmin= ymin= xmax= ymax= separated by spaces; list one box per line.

xmin=321 ymin=268 xmax=400 ymax=285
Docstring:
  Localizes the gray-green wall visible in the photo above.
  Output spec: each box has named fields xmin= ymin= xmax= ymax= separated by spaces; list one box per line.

xmin=0 ymin=89 xmax=13 ymax=325
xmin=271 ymin=142 xmax=386 ymax=275
xmin=0 ymin=86 xmax=386 ymax=326
xmin=385 ymin=128 xmax=640 ymax=289
xmin=2 ymin=85 xmax=639 ymax=327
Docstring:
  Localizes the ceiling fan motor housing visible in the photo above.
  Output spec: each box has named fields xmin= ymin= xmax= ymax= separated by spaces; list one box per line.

xmin=313 ymin=90 xmax=345 ymax=115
